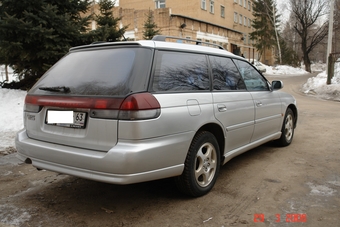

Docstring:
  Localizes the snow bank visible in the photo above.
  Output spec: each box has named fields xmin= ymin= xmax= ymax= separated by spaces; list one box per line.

xmin=0 ymin=88 xmax=27 ymax=150
xmin=264 ymin=65 xmax=309 ymax=75
xmin=311 ymin=63 xmax=327 ymax=72
xmin=302 ymin=62 xmax=340 ymax=101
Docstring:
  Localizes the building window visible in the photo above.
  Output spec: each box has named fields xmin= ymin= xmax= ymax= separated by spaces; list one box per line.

xmin=244 ymin=16 xmax=247 ymax=26
xmin=239 ymin=0 xmax=242 ymax=6
xmin=248 ymin=18 xmax=251 ymax=27
xmin=210 ymin=0 xmax=214 ymax=13
xmin=234 ymin=0 xmax=238 ymax=3
xmin=244 ymin=0 xmax=247 ymax=8
xmin=248 ymin=1 xmax=251 ymax=10
xmin=155 ymin=0 xmax=166 ymax=9
xmin=221 ymin=5 xmax=225 ymax=18
xmin=239 ymin=14 xmax=243 ymax=25
xmin=201 ymin=0 xmax=206 ymax=10
xmin=234 ymin=12 xmax=238 ymax=23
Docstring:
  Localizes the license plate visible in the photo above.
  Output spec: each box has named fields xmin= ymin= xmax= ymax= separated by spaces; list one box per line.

xmin=46 ymin=110 xmax=87 ymax=129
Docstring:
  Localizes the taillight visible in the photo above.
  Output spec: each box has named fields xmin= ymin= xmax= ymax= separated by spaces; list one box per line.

xmin=24 ymin=95 xmax=123 ymax=110
xmin=24 ymin=95 xmax=42 ymax=113
xmin=24 ymin=93 xmax=161 ymax=120
xmin=118 ymin=93 xmax=161 ymax=120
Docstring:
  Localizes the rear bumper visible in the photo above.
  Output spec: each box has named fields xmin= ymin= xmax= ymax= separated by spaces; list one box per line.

xmin=15 ymin=129 xmax=193 ymax=184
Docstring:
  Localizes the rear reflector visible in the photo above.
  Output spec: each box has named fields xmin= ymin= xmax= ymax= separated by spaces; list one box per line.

xmin=25 ymin=95 xmax=123 ymax=110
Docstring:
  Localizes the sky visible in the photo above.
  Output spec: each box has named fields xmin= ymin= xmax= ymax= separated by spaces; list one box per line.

xmin=1 ymin=63 xmax=339 ymax=154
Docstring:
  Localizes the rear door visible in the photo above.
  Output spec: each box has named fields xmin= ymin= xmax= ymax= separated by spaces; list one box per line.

xmin=209 ymin=56 xmax=255 ymax=153
xmin=233 ymin=59 xmax=282 ymax=142
xmin=149 ymin=50 xmax=213 ymax=137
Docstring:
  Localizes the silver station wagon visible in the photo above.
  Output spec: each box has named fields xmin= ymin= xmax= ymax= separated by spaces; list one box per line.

xmin=16 ymin=36 xmax=297 ymax=197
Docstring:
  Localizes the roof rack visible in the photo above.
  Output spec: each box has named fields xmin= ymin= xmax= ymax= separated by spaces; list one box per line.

xmin=152 ymin=35 xmax=225 ymax=50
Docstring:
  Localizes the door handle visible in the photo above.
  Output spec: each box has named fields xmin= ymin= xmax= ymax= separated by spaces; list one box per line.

xmin=217 ymin=104 xmax=227 ymax=112
xmin=256 ymin=101 xmax=263 ymax=107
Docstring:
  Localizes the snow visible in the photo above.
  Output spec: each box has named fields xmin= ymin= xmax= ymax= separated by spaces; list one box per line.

xmin=0 ymin=65 xmax=19 ymax=83
xmin=264 ymin=65 xmax=309 ymax=75
xmin=262 ymin=61 xmax=326 ymax=75
xmin=0 ymin=88 xmax=26 ymax=151
xmin=260 ymin=61 xmax=340 ymax=102
xmin=302 ymin=62 xmax=340 ymax=101
xmin=0 ymin=62 xmax=339 ymax=153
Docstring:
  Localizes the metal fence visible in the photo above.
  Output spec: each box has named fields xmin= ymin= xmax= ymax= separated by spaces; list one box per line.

xmin=327 ymin=52 xmax=340 ymax=84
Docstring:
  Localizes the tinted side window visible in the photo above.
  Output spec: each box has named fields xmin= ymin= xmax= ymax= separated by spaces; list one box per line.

xmin=152 ymin=51 xmax=209 ymax=91
xmin=233 ymin=59 xmax=269 ymax=91
xmin=209 ymin=56 xmax=246 ymax=90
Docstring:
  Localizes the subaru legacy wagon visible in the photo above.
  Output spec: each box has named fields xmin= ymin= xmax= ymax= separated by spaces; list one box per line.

xmin=16 ymin=36 xmax=297 ymax=197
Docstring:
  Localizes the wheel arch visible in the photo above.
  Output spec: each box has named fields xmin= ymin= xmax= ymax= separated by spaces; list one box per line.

xmin=287 ymin=104 xmax=298 ymax=128
xmin=196 ymin=123 xmax=225 ymax=165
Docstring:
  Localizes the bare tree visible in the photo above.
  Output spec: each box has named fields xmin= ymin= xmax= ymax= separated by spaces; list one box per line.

xmin=289 ymin=0 xmax=328 ymax=72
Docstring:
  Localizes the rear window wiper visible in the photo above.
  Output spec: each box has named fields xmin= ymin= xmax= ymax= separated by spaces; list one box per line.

xmin=39 ymin=86 xmax=70 ymax=93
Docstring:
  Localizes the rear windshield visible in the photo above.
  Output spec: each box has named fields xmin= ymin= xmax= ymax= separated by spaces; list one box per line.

xmin=30 ymin=47 xmax=152 ymax=96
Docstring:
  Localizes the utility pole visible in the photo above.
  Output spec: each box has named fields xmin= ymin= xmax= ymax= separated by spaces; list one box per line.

xmin=326 ymin=0 xmax=335 ymax=75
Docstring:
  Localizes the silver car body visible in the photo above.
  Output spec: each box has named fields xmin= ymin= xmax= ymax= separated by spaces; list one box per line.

xmin=16 ymin=39 xmax=297 ymax=186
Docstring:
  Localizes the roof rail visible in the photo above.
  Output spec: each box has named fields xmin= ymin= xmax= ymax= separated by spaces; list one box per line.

xmin=152 ymin=35 xmax=225 ymax=50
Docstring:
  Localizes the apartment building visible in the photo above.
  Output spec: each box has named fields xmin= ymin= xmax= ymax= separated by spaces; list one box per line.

xmin=114 ymin=0 xmax=261 ymax=61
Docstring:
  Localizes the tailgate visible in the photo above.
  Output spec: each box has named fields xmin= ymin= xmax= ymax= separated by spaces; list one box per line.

xmin=25 ymin=106 xmax=118 ymax=151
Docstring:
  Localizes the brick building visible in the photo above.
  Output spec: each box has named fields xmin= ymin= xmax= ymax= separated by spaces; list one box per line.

xmin=91 ymin=0 xmax=275 ymax=64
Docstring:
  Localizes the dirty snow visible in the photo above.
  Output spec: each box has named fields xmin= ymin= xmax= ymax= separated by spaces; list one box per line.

xmin=0 ymin=205 xmax=31 ymax=226
xmin=302 ymin=62 xmax=340 ymax=101
xmin=307 ymin=182 xmax=337 ymax=196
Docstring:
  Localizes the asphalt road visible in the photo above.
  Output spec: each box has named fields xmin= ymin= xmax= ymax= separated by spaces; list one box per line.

xmin=0 ymin=73 xmax=339 ymax=227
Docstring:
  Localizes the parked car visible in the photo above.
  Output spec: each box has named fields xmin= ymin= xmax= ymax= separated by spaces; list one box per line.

xmin=16 ymin=36 xmax=297 ymax=197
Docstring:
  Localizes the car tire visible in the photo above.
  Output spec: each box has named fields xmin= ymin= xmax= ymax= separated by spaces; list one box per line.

xmin=275 ymin=108 xmax=295 ymax=147
xmin=175 ymin=131 xmax=220 ymax=197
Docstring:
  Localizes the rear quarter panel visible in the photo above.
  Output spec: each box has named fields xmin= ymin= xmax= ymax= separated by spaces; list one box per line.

xmin=118 ymin=93 xmax=219 ymax=140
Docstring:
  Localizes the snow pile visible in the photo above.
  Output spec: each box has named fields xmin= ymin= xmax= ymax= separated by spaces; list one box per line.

xmin=0 ymin=88 xmax=27 ymax=151
xmin=302 ymin=62 xmax=340 ymax=101
xmin=264 ymin=65 xmax=309 ymax=75
xmin=311 ymin=63 xmax=327 ymax=72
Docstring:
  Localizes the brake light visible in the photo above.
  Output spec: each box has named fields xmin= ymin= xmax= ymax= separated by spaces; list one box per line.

xmin=119 ymin=93 xmax=161 ymax=120
xmin=120 ymin=93 xmax=160 ymax=110
xmin=24 ymin=93 xmax=161 ymax=120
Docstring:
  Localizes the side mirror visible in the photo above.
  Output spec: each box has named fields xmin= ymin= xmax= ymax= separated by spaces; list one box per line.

xmin=271 ymin=80 xmax=283 ymax=90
